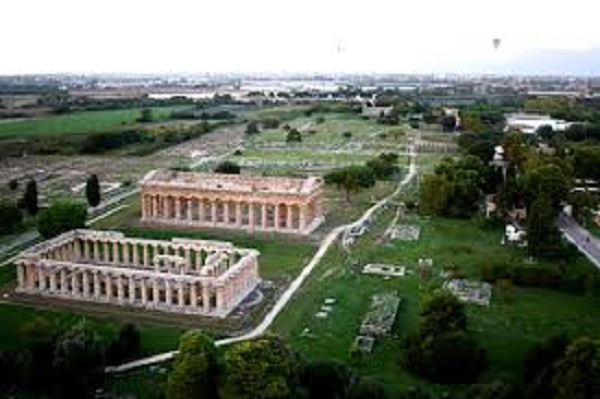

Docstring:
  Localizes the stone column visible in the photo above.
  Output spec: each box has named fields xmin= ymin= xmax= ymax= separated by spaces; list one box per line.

xmin=199 ymin=199 xmax=205 ymax=223
xmin=184 ymin=248 xmax=191 ymax=273
xmin=103 ymin=241 xmax=110 ymax=263
xmin=16 ymin=264 xmax=25 ymax=291
xmin=261 ymin=203 xmax=267 ymax=230
xmin=117 ymin=276 xmax=124 ymax=303
xmin=175 ymin=197 xmax=182 ymax=220
xmin=236 ymin=202 xmax=242 ymax=227
xmin=83 ymin=240 xmax=90 ymax=261
xmin=299 ymin=205 xmax=307 ymax=233
xmin=71 ymin=271 xmax=79 ymax=296
xmin=60 ymin=269 xmax=68 ymax=295
xmin=82 ymin=271 xmax=90 ymax=298
xmin=49 ymin=271 xmax=57 ymax=293
xmin=178 ymin=281 xmax=185 ymax=307
xmin=153 ymin=279 xmax=160 ymax=306
xmin=223 ymin=201 xmax=230 ymax=225
xmin=287 ymin=205 xmax=293 ymax=230
xmin=196 ymin=251 xmax=203 ymax=271
xmin=93 ymin=272 xmax=101 ymax=299
xmin=141 ymin=279 xmax=148 ymax=305
xmin=106 ymin=274 xmax=113 ymax=301
xmin=132 ymin=243 xmax=139 ymax=266
xmin=112 ymin=242 xmax=119 ymax=264
xmin=202 ymin=284 xmax=211 ymax=313
xmin=165 ymin=279 xmax=172 ymax=306
xmin=211 ymin=201 xmax=217 ymax=225
xmin=190 ymin=282 xmax=197 ymax=308
xmin=143 ymin=244 xmax=149 ymax=267
xmin=274 ymin=204 xmax=281 ymax=230
xmin=94 ymin=241 xmax=100 ymax=262
xmin=216 ymin=286 xmax=224 ymax=313
xmin=249 ymin=203 xmax=255 ymax=231
xmin=187 ymin=198 xmax=193 ymax=222
xmin=128 ymin=276 xmax=136 ymax=303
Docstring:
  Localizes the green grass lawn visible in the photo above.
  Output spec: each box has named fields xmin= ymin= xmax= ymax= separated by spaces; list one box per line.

xmin=271 ymin=210 xmax=600 ymax=396
xmin=0 ymin=106 xmax=185 ymax=138
xmin=247 ymin=112 xmax=408 ymax=146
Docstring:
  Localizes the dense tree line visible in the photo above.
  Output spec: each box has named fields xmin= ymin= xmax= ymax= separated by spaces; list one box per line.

xmin=0 ymin=121 xmax=212 ymax=158
xmin=325 ymin=153 xmax=400 ymax=202
xmin=0 ymin=319 xmax=141 ymax=398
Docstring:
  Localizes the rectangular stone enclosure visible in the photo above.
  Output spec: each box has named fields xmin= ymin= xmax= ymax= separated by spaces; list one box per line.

xmin=140 ymin=170 xmax=325 ymax=235
xmin=15 ymin=230 xmax=260 ymax=318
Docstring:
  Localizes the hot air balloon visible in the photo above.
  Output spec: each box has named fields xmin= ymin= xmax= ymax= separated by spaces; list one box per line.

xmin=493 ymin=38 xmax=501 ymax=50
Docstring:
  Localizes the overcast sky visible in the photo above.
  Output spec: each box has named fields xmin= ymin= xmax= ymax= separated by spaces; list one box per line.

xmin=2 ymin=0 xmax=599 ymax=75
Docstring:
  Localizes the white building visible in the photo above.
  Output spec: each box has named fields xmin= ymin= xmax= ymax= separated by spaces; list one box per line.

xmin=505 ymin=113 xmax=573 ymax=135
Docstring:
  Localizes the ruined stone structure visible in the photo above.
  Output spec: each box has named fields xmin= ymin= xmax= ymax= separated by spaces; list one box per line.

xmin=140 ymin=170 xmax=325 ymax=235
xmin=15 ymin=230 xmax=260 ymax=317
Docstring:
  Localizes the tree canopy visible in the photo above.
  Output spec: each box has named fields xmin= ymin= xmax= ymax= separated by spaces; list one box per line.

xmin=167 ymin=330 xmax=219 ymax=399
xmin=36 ymin=202 xmax=87 ymax=239
xmin=85 ymin=174 xmax=101 ymax=207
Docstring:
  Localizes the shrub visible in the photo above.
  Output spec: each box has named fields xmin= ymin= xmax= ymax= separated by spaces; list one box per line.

xmin=0 ymin=203 xmax=23 ymax=234
xmin=37 ymin=202 xmax=87 ymax=239
xmin=214 ymin=161 xmax=241 ymax=174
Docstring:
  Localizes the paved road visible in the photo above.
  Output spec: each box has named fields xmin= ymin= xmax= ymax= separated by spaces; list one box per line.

xmin=105 ymin=145 xmax=417 ymax=374
xmin=558 ymin=214 xmax=600 ymax=269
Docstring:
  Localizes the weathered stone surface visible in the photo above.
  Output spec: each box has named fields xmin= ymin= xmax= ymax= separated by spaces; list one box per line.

xmin=15 ymin=229 xmax=260 ymax=318
xmin=140 ymin=170 xmax=325 ymax=235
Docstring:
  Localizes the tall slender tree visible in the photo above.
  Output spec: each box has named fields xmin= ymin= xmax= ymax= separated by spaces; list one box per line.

xmin=85 ymin=174 xmax=101 ymax=207
xmin=22 ymin=179 xmax=39 ymax=216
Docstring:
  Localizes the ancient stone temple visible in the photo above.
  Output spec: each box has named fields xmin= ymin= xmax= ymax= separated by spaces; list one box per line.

xmin=140 ymin=170 xmax=325 ymax=235
xmin=15 ymin=230 xmax=260 ymax=318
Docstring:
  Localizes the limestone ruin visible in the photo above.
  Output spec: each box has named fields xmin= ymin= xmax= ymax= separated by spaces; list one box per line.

xmin=15 ymin=229 xmax=260 ymax=317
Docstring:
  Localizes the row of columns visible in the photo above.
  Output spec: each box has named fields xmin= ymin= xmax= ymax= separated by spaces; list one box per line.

xmin=142 ymin=194 xmax=323 ymax=234
xmin=46 ymin=238 xmax=236 ymax=277
xmin=16 ymin=259 xmax=259 ymax=317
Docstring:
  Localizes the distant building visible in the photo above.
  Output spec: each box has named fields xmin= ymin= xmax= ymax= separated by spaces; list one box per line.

xmin=361 ymin=104 xmax=393 ymax=118
xmin=505 ymin=113 xmax=573 ymax=135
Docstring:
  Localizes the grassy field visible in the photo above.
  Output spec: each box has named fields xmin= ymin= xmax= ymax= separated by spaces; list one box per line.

xmin=247 ymin=112 xmax=408 ymax=146
xmin=271 ymin=210 xmax=600 ymax=396
xmin=0 ymin=106 xmax=186 ymax=138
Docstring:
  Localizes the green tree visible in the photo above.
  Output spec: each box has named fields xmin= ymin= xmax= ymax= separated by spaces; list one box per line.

xmin=21 ymin=179 xmax=39 ymax=216
xmin=214 ymin=161 xmax=241 ymax=174
xmin=419 ymin=291 xmax=468 ymax=337
xmin=224 ymin=335 xmax=298 ymax=399
xmin=8 ymin=179 xmax=18 ymax=191
xmin=167 ymin=330 xmax=219 ymax=399
xmin=52 ymin=320 xmax=105 ymax=399
xmin=85 ymin=174 xmax=101 ymax=207
xmin=347 ymin=378 xmax=388 ymax=399
xmin=526 ymin=194 xmax=562 ymax=258
xmin=139 ymin=108 xmax=153 ymax=123
xmin=325 ymin=166 xmax=376 ymax=202
xmin=299 ymin=360 xmax=350 ymax=399
xmin=552 ymin=338 xmax=600 ymax=399
xmin=523 ymin=334 xmax=570 ymax=399
xmin=0 ymin=203 xmax=23 ymax=234
xmin=441 ymin=115 xmax=457 ymax=132
xmin=245 ymin=121 xmax=260 ymax=135
xmin=286 ymin=128 xmax=302 ymax=143
xmin=106 ymin=323 xmax=140 ymax=364
xmin=418 ymin=174 xmax=450 ymax=215
xmin=37 ymin=202 xmax=87 ymax=239
xmin=523 ymin=164 xmax=570 ymax=209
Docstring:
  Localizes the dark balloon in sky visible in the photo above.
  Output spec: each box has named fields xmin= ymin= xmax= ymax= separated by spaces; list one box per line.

xmin=493 ymin=38 xmax=501 ymax=49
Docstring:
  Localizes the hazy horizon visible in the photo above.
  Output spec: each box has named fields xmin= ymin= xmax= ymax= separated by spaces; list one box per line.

xmin=3 ymin=0 xmax=600 ymax=76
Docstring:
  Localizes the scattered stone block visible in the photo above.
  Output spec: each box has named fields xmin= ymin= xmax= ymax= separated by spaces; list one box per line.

xmin=362 ymin=264 xmax=406 ymax=278
xmin=321 ymin=305 xmax=334 ymax=312
xmin=324 ymin=298 xmax=336 ymax=305
xmin=352 ymin=335 xmax=375 ymax=353
xmin=443 ymin=279 xmax=492 ymax=306
xmin=315 ymin=312 xmax=329 ymax=319
xmin=359 ymin=292 xmax=401 ymax=337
